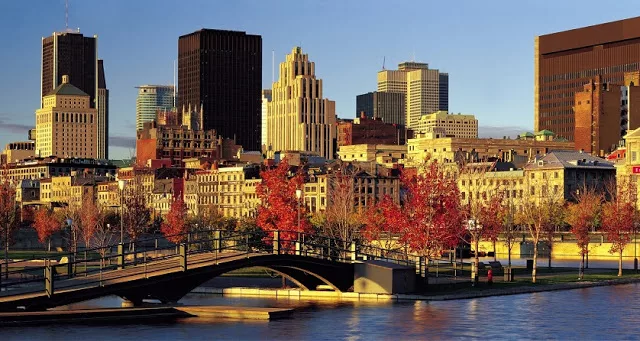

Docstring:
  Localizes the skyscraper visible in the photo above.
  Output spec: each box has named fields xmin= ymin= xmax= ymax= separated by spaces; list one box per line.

xmin=178 ymin=29 xmax=262 ymax=151
xmin=535 ymin=16 xmax=640 ymax=141
xmin=356 ymin=91 xmax=406 ymax=126
xmin=267 ymin=47 xmax=337 ymax=159
xmin=377 ymin=62 xmax=448 ymax=130
xmin=41 ymin=31 xmax=97 ymax=109
xmin=261 ymin=89 xmax=272 ymax=151
xmin=135 ymin=85 xmax=175 ymax=131
xmin=97 ymin=59 xmax=108 ymax=159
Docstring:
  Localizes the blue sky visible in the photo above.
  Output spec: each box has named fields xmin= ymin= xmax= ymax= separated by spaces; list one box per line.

xmin=0 ymin=0 xmax=637 ymax=159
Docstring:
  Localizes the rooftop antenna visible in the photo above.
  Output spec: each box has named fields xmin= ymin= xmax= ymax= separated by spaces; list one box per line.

xmin=382 ymin=56 xmax=386 ymax=70
xmin=65 ymin=0 xmax=69 ymax=30
xmin=272 ymin=50 xmax=274 ymax=84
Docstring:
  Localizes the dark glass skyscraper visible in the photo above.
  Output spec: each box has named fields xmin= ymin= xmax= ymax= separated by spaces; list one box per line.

xmin=178 ymin=29 xmax=262 ymax=151
xmin=41 ymin=32 xmax=97 ymax=108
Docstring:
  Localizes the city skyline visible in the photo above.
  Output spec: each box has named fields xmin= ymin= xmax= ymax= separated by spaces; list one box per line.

xmin=0 ymin=0 xmax=638 ymax=158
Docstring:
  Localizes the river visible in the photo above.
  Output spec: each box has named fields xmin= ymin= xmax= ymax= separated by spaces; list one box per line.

xmin=1 ymin=283 xmax=638 ymax=340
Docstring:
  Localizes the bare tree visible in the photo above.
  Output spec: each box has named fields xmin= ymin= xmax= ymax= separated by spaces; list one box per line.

xmin=0 ymin=167 xmax=18 ymax=277
xmin=325 ymin=164 xmax=362 ymax=257
xmin=122 ymin=177 xmax=151 ymax=248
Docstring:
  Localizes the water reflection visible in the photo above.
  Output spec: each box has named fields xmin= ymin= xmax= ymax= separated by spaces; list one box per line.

xmin=4 ymin=284 xmax=640 ymax=340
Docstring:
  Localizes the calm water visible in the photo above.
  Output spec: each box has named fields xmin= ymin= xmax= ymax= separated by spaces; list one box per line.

xmin=2 ymin=284 xmax=640 ymax=340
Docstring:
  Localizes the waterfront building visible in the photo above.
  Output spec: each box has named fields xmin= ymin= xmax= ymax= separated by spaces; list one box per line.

xmin=136 ymin=85 xmax=175 ymax=131
xmin=35 ymin=75 xmax=99 ymax=159
xmin=377 ymin=62 xmax=448 ymax=130
xmin=178 ymin=29 xmax=262 ymax=151
xmin=535 ymin=16 xmax=640 ymax=141
xmin=267 ymin=47 xmax=337 ymax=159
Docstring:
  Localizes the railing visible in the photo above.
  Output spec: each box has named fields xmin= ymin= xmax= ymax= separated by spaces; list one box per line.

xmin=0 ymin=228 xmax=417 ymax=300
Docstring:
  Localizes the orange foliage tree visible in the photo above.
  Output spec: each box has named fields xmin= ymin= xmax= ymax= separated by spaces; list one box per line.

xmin=566 ymin=187 xmax=603 ymax=280
xmin=161 ymin=197 xmax=188 ymax=243
xmin=256 ymin=158 xmax=310 ymax=250
xmin=33 ymin=208 xmax=62 ymax=252
xmin=602 ymin=178 xmax=637 ymax=276
xmin=364 ymin=161 xmax=465 ymax=283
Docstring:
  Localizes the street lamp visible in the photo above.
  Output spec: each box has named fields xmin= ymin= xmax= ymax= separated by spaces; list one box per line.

xmin=295 ymin=189 xmax=302 ymax=229
xmin=118 ymin=180 xmax=126 ymax=245
xmin=635 ymin=223 xmax=638 ymax=273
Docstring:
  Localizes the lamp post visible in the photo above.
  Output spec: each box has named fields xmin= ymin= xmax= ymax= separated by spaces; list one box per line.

xmin=635 ymin=223 xmax=638 ymax=273
xmin=296 ymin=189 xmax=302 ymax=229
xmin=118 ymin=180 xmax=126 ymax=244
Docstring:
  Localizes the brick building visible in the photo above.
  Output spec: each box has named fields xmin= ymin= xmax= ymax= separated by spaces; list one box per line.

xmin=337 ymin=113 xmax=406 ymax=146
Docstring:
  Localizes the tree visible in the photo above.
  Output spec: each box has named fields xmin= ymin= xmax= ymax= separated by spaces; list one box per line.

xmin=161 ymin=197 xmax=189 ymax=243
xmin=122 ymin=178 xmax=151 ymax=245
xmin=80 ymin=195 xmax=103 ymax=251
xmin=565 ymin=187 xmax=602 ymax=280
xmin=0 ymin=168 xmax=18 ymax=276
xmin=33 ymin=208 xmax=62 ymax=252
xmin=516 ymin=178 xmax=565 ymax=283
xmin=501 ymin=197 xmax=519 ymax=271
xmin=362 ymin=196 xmax=401 ymax=252
xmin=325 ymin=165 xmax=362 ymax=257
xmin=367 ymin=161 xmax=465 ymax=284
xmin=470 ymin=191 xmax=506 ymax=282
xmin=256 ymin=158 xmax=311 ymax=251
xmin=602 ymin=178 xmax=636 ymax=276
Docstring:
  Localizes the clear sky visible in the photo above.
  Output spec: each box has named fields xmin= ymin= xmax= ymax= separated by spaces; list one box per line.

xmin=0 ymin=0 xmax=637 ymax=159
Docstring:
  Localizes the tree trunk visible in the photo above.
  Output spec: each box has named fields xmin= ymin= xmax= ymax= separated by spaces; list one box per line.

xmin=532 ymin=241 xmax=538 ymax=283
xmin=619 ymin=251 xmax=623 ymax=277
xmin=548 ymin=242 xmax=552 ymax=269
xmin=493 ymin=240 xmax=497 ymax=262
xmin=579 ymin=253 xmax=585 ymax=280
xmin=507 ymin=241 xmax=512 ymax=268
xmin=474 ymin=238 xmax=479 ymax=284
xmin=47 ymin=238 xmax=51 ymax=253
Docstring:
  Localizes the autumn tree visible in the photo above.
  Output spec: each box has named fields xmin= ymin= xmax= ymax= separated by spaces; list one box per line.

xmin=470 ymin=191 xmax=506 ymax=281
xmin=362 ymin=196 xmax=401 ymax=252
xmin=516 ymin=177 xmax=565 ymax=283
xmin=256 ymin=158 xmax=311 ymax=251
xmin=91 ymin=211 xmax=116 ymax=264
xmin=79 ymin=195 xmax=104 ymax=251
xmin=161 ymin=197 xmax=189 ymax=243
xmin=602 ymin=177 xmax=636 ymax=276
xmin=325 ymin=165 xmax=362 ymax=257
xmin=33 ymin=208 xmax=62 ymax=251
xmin=501 ymin=197 xmax=519 ymax=272
xmin=367 ymin=161 xmax=465 ymax=284
xmin=121 ymin=178 xmax=151 ymax=245
xmin=0 ymin=168 xmax=18 ymax=274
xmin=565 ymin=186 xmax=603 ymax=280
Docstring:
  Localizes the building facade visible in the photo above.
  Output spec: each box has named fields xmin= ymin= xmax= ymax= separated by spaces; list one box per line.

xmin=574 ymin=73 xmax=640 ymax=156
xmin=261 ymin=89 xmax=272 ymax=151
xmin=356 ymin=91 xmax=406 ymax=126
xmin=535 ymin=16 xmax=640 ymax=140
xmin=135 ymin=85 xmax=175 ymax=131
xmin=267 ymin=47 xmax=337 ymax=159
xmin=377 ymin=62 xmax=448 ymax=130
xmin=41 ymin=31 xmax=97 ymax=109
xmin=337 ymin=114 xmax=406 ymax=146
xmin=178 ymin=29 xmax=262 ymax=151
xmin=2 ymin=142 xmax=35 ymax=164
xmin=0 ymin=157 xmax=116 ymax=182
xmin=97 ymin=59 xmax=108 ymax=159
xmin=35 ymin=75 xmax=99 ymax=159
xmin=413 ymin=111 xmax=478 ymax=138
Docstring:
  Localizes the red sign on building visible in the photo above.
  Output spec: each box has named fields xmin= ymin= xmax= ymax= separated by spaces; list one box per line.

xmin=632 ymin=166 xmax=640 ymax=174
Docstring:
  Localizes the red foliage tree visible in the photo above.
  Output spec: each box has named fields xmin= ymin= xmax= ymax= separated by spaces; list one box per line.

xmin=365 ymin=162 xmax=465 ymax=283
xmin=602 ymin=178 xmax=637 ymax=276
xmin=33 ymin=208 xmax=62 ymax=251
xmin=256 ymin=158 xmax=310 ymax=251
xmin=361 ymin=196 xmax=401 ymax=252
xmin=566 ymin=187 xmax=603 ymax=280
xmin=161 ymin=198 xmax=189 ymax=244
xmin=471 ymin=192 xmax=506 ymax=279
xmin=80 ymin=195 xmax=103 ymax=251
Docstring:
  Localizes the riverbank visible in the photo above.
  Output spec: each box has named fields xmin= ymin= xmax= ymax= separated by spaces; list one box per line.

xmin=193 ymin=272 xmax=640 ymax=302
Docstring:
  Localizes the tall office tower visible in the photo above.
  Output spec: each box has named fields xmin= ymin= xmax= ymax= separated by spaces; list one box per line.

xmin=178 ymin=29 xmax=262 ymax=151
xmin=267 ymin=47 xmax=337 ymax=159
xmin=136 ymin=85 xmax=175 ymax=131
xmin=41 ymin=31 xmax=97 ymax=109
xmin=261 ymin=89 xmax=272 ymax=151
xmin=535 ymin=16 xmax=640 ymax=141
xmin=35 ymin=75 xmax=98 ymax=158
xmin=377 ymin=62 xmax=448 ymax=130
xmin=356 ymin=91 xmax=406 ymax=125
xmin=96 ymin=59 xmax=108 ymax=159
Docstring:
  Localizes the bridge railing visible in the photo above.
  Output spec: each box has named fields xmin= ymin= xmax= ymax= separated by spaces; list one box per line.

xmin=0 ymin=228 xmax=417 ymax=298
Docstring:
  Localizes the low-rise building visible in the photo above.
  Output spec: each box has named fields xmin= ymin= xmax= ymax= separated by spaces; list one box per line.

xmin=195 ymin=164 xmax=261 ymax=219
xmin=337 ymin=144 xmax=406 ymax=167
xmin=0 ymin=157 xmax=116 ymax=182
xmin=413 ymin=111 xmax=477 ymax=138
xmin=337 ymin=113 xmax=407 ymax=146
xmin=1 ymin=141 xmax=35 ymax=164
